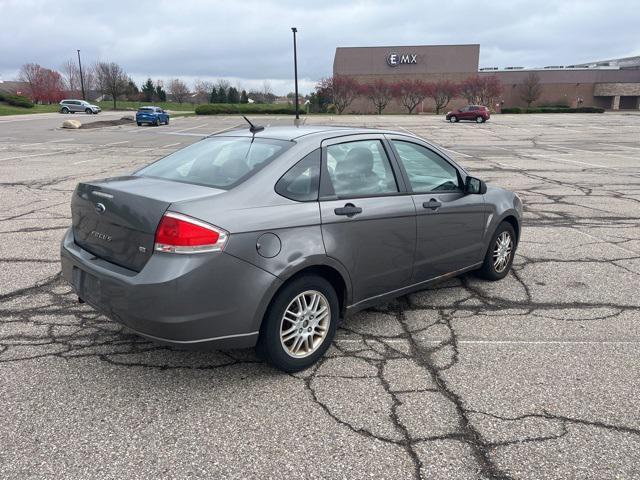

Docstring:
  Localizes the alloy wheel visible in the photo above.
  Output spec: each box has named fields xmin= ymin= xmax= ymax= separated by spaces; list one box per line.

xmin=280 ymin=290 xmax=330 ymax=358
xmin=493 ymin=231 xmax=513 ymax=273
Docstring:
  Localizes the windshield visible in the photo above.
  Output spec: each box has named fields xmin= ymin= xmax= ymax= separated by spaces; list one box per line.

xmin=138 ymin=107 xmax=154 ymax=112
xmin=136 ymin=136 xmax=292 ymax=189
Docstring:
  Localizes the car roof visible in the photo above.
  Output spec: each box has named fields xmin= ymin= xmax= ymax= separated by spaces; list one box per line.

xmin=213 ymin=125 xmax=417 ymax=142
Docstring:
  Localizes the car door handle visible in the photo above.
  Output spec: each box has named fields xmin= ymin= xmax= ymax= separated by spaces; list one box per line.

xmin=423 ymin=199 xmax=442 ymax=210
xmin=334 ymin=203 xmax=362 ymax=217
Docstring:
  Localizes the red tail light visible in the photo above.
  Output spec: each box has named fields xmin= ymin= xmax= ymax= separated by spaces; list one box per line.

xmin=154 ymin=212 xmax=228 ymax=254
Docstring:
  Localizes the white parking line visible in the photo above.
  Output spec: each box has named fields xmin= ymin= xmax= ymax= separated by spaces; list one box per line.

xmin=571 ymin=228 xmax=638 ymax=255
xmin=336 ymin=339 xmax=640 ymax=345
xmin=173 ymin=123 xmax=208 ymax=133
xmin=20 ymin=138 xmax=75 ymax=147
xmin=0 ymin=150 xmax=71 ymax=162
xmin=160 ymin=142 xmax=181 ymax=148
xmin=103 ymin=140 xmax=129 ymax=146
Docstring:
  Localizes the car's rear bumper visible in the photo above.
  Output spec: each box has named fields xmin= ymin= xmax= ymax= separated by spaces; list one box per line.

xmin=60 ymin=228 xmax=280 ymax=349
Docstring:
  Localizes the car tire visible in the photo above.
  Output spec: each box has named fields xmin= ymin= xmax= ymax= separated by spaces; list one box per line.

xmin=61 ymin=107 xmax=69 ymax=114
xmin=165 ymin=118 xmax=170 ymax=125
xmin=85 ymin=108 xmax=92 ymax=114
xmin=154 ymin=118 xmax=160 ymax=126
xmin=257 ymin=275 xmax=339 ymax=372
xmin=477 ymin=222 xmax=516 ymax=281
xmin=137 ymin=122 xmax=142 ymax=126
xmin=476 ymin=116 xmax=484 ymax=123
xmin=449 ymin=115 xmax=457 ymax=123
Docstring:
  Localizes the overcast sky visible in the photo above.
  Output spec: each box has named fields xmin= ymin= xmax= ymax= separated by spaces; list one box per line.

xmin=1 ymin=0 xmax=639 ymax=94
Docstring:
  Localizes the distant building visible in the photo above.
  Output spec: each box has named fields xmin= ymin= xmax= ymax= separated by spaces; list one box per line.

xmin=0 ymin=80 xmax=28 ymax=96
xmin=333 ymin=44 xmax=640 ymax=112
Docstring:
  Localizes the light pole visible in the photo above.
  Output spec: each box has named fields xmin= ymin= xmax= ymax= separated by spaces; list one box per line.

xmin=291 ymin=27 xmax=299 ymax=121
xmin=77 ymin=49 xmax=86 ymax=100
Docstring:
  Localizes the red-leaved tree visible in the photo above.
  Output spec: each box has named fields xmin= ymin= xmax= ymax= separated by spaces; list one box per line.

xmin=19 ymin=63 xmax=65 ymax=103
xmin=460 ymin=75 xmax=503 ymax=108
xmin=316 ymin=75 xmax=360 ymax=114
xmin=392 ymin=79 xmax=430 ymax=114
xmin=359 ymin=79 xmax=394 ymax=114
xmin=426 ymin=80 xmax=460 ymax=114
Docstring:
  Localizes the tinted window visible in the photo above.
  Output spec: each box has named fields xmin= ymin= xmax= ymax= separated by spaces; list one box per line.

xmin=392 ymin=141 xmax=461 ymax=193
xmin=275 ymin=149 xmax=320 ymax=202
xmin=325 ymin=140 xmax=398 ymax=198
xmin=138 ymin=107 xmax=154 ymax=112
xmin=137 ymin=137 xmax=292 ymax=189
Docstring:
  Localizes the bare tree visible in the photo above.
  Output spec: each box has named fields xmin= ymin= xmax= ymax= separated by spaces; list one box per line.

xmin=359 ymin=79 xmax=393 ymax=114
xmin=60 ymin=59 xmax=80 ymax=95
xmin=18 ymin=63 xmax=64 ymax=103
xmin=392 ymin=79 xmax=430 ymax=114
xmin=426 ymin=80 xmax=460 ymax=114
xmin=316 ymin=76 xmax=360 ymax=114
xmin=18 ymin=63 xmax=44 ymax=102
xmin=193 ymin=79 xmax=213 ymax=103
xmin=167 ymin=78 xmax=189 ymax=103
xmin=518 ymin=72 xmax=543 ymax=107
xmin=460 ymin=75 xmax=503 ymax=108
xmin=94 ymin=61 xmax=128 ymax=109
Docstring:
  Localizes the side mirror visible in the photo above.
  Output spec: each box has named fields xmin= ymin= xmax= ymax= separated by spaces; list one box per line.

xmin=465 ymin=176 xmax=487 ymax=194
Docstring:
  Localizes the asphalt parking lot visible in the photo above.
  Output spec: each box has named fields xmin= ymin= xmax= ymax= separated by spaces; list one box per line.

xmin=1 ymin=110 xmax=639 ymax=479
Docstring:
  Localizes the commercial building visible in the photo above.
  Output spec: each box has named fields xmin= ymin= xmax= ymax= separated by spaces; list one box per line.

xmin=333 ymin=44 xmax=640 ymax=113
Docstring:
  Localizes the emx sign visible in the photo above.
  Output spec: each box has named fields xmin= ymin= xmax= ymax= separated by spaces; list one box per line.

xmin=386 ymin=52 xmax=418 ymax=67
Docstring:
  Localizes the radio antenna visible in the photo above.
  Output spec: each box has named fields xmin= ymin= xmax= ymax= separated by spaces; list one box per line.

xmin=242 ymin=116 xmax=264 ymax=134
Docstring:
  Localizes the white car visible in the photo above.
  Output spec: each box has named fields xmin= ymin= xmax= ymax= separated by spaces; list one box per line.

xmin=59 ymin=99 xmax=101 ymax=114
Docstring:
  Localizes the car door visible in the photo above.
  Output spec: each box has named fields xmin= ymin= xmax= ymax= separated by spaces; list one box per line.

xmin=319 ymin=135 xmax=416 ymax=305
xmin=72 ymin=101 xmax=82 ymax=112
xmin=388 ymin=137 xmax=487 ymax=281
xmin=459 ymin=106 xmax=471 ymax=120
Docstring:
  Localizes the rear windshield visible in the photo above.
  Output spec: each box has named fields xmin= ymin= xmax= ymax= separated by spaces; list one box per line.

xmin=138 ymin=107 xmax=155 ymax=112
xmin=136 ymin=137 xmax=292 ymax=189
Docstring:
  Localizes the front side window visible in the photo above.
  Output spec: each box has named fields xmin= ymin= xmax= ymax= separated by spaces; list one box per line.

xmin=392 ymin=141 xmax=461 ymax=193
xmin=275 ymin=149 xmax=320 ymax=201
xmin=325 ymin=140 xmax=398 ymax=198
xmin=136 ymin=137 xmax=292 ymax=189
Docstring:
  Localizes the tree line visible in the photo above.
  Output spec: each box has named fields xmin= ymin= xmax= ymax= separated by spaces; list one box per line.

xmin=310 ymin=75 xmax=506 ymax=114
xmin=16 ymin=60 xmax=273 ymax=109
xmin=310 ymin=72 xmax=545 ymax=114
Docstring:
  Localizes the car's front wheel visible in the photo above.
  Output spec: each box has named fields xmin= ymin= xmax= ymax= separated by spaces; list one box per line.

xmin=85 ymin=108 xmax=92 ymax=114
xmin=477 ymin=222 xmax=516 ymax=280
xmin=476 ymin=116 xmax=484 ymax=123
xmin=257 ymin=275 xmax=338 ymax=372
xmin=449 ymin=115 xmax=457 ymax=123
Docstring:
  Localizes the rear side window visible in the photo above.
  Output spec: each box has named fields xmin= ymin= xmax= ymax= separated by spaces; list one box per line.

xmin=325 ymin=140 xmax=398 ymax=198
xmin=275 ymin=149 xmax=320 ymax=202
xmin=136 ymin=137 xmax=293 ymax=189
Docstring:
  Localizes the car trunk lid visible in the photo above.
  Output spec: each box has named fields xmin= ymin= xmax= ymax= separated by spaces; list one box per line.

xmin=71 ymin=176 xmax=224 ymax=271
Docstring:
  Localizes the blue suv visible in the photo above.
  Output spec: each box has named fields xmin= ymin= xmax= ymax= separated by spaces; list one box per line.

xmin=136 ymin=106 xmax=170 ymax=126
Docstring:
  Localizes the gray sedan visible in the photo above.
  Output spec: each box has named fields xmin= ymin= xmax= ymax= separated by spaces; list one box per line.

xmin=60 ymin=125 xmax=522 ymax=371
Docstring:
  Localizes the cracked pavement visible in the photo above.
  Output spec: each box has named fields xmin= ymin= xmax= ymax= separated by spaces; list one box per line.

xmin=1 ymin=111 xmax=639 ymax=479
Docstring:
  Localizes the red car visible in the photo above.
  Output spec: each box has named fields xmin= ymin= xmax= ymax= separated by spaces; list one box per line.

xmin=446 ymin=105 xmax=490 ymax=123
